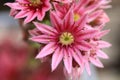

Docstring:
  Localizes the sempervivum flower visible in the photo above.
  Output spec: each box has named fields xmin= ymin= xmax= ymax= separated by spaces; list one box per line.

xmin=53 ymin=0 xmax=110 ymax=26
xmin=5 ymin=0 xmax=51 ymax=24
xmin=30 ymin=10 xmax=98 ymax=73
xmin=83 ymin=40 xmax=111 ymax=75
xmin=81 ymin=25 xmax=111 ymax=75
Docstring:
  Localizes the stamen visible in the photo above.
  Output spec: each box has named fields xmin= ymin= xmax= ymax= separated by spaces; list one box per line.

xmin=74 ymin=13 xmax=80 ymax=21
xmin=59 ymin=32 xmax=74 ymax=46
xmin=29 ymin=0 xmax=42 ymax=6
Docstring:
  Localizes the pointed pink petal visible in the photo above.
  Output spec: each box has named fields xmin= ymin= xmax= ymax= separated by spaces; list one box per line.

xmin=96 ymin=30 xmax=110 ymax=39
xmin=14 ymin=10 xmax=28 ymax=19
xmin=96 ymin=50 xmax=109 ymax=59
xmin=90 ymin=58 xmax=104 ymax=68
xmin=76 ymin=41 xmax=91 ymax=51
xmin=63 ymin=49 xmax=72 ymax=73
xmin=24 ymin=11 xmax=37 ymax=24
xmin=51 ymin=47 xmax=63 ymax=71
xmin=37 ymin=10 xmax=45 ymax=21
xmin=36 ymin=42 xmax=56 ymax=58
xmin=97 ymin=41 xmax=111 ymax=48
xmin=78 ymin=30 xmax=98 ymax=40
xmin=9 ymin=9 xmax=18 ymax=17
xmin=70 ymin=48 xmax=82 ymax=67
xmin=29 ymin=28 xmax=41 ymax=36
xmin=76 ymin=14 xmax=88 ymax=30
xmin=33 ymin=22 xmax=57 ymax=35
xmin=30 ymin=35 xmax=51 ymax=44
xmin=97 ymin=23 xmax=105 ymax=30
xmin=63 ymin=7 xmax=74 ymax=29
xmin=5 ymin=3 xmax=23 ymax=10
xmin=50 ymin=11 xmax=62 ymax=30
xmin=85 ymin=61 xmax=91 ymax=75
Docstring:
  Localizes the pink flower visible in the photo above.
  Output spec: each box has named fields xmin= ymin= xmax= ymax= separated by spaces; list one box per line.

xmin=54 ymin=0 xmax=103 ymax=18
xmin=53 ymin=0 xmax=110 ymax=26
xmin=82 ymin=26 xmax=111 ymax=75
xmin=30 ymin=10 xmax=98 ymax=73
xmin=5 ymin=0 xmax=51 ymax=24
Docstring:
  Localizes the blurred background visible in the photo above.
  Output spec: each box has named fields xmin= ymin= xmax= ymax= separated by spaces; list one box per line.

xmin=0 ymin=0 xmax=120 ymax=80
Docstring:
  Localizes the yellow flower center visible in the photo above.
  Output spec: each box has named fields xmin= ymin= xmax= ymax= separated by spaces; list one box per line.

xmin=59 ymin=32 xmax=74 ymax=46
xmin=74 ymin=13 xmax=80 ymax=21
xmin=29 ymin=0 xmax=42 ymax=6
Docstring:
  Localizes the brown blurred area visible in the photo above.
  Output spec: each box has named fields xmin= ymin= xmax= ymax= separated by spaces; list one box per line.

xmin=0 ymin=0 xmax=120 ymax=80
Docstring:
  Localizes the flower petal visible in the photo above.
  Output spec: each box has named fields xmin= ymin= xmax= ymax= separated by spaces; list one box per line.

xmin=96 ymin=30 xmax=110 ymax=39
xmin=36 ymin=42 xmax=56 ymax=58
xmin=5 ymin=3 xmax=23 ymax=10
xmin=50 ymin=11 xmax=62 ymax=30
xmin=63 ymin=49 xmax=72 ymax=73
xmin=24 ymin=11 xmax=37 ymax=24
xmin=78 ymin=30 xmax=98 ymax=40
xmin=51 ymin=47 xmax=63 ymax=71
xmin=90 ymin=58 xmax=104 ymax=68
xmin=85 ymin=61 xmax=91 ymax=75
xmin=76 ymin=41 xmax=91 ymax=51
xmin=76 ymin=14 xmax=88 ymax=30
xmin=37 ymin=10 xmax=45 ymax=21
xmin=96 ymin=50 xmax=109 ymax=59
xmin=63 ymin=7 xmax=74 ymax=29
xmin=71 ymin=48 xmax=83 ymax=67
xmin=97 ymin=41 xmax=111 ymax=48
xmin=14 ymin=10 xmax=28 ymax=19
xmin=33 ymin=22 xmax=57 ymax=35
xmin=30 ymin=35 xmax=51 ymax=44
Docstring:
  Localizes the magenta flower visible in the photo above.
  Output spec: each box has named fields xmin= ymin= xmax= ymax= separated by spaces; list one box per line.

xmin=81 ymin=25 xmax=111 ymax=75
xmin=83 ymin=40 xmax=111 ymax=75
xmin=5 ymin=0 xmax=51 ymax=24
xmin=30 ymin=10 xmax=98 ymax=73
xmin=53 ymin=0 xmax=110 ymax=27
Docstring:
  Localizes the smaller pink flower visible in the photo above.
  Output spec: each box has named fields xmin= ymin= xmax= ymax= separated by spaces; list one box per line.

xmin=53 ymin=0 xmax=107 ymax=23
xmin=5 ymin=0 xmax=51 ymax=24
xmin=82 ymin=26 xmax=111 ymax=75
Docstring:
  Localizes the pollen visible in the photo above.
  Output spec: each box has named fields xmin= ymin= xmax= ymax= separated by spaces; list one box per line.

xmin=29 ymin=0 xmax=42 ymax=6
xmin=74 ymin=13 xmax=80 ymax=21
xmin=59 ymin=32 xmax=74 ymax=46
